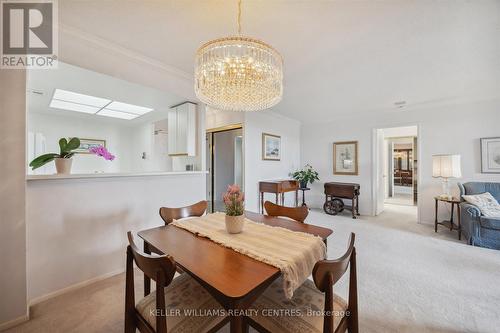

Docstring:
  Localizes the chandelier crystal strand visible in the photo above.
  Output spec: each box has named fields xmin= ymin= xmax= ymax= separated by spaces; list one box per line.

xmin=194 ymin=0 xmax=283 ymax=112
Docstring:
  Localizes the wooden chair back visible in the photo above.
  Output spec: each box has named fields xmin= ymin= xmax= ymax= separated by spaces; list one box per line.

xmin=312 ymin=233 xmax=358 ymax=333
xmin=125 ymin=231 xmax=176 ymax=333
xmin=159 ymin=200 xmax=208 ymax=225
xmin=264 ymin=200 xmax=309 ymax=223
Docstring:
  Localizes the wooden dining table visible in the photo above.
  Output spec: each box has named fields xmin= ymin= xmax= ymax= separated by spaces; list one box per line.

xmin=138 ymin=211 xmax=333 ymax=333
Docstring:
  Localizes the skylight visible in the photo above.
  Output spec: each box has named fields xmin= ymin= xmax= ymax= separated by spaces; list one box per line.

xmin=106 ymin=101 xmax=153 ymax=115
xmin=97 ymin=109 xmax=138 ymax=120
xmin=49 ymin=89 xmax=154 ymax=120
xmin=49 ymin=100 xmax=101 ymax=114
xmin=52 ymin=89 xmax=111 ymax=107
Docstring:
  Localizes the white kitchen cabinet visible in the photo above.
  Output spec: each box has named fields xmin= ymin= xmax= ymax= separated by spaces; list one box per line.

xmin=168 ymin=102 xmax=197 ymax=156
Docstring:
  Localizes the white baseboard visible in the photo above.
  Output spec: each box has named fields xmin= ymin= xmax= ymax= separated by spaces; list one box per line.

xmin=0 ymin=312 xmax=29 ymax=332
xmin=29 ymin=269 xmax=124 ymax=307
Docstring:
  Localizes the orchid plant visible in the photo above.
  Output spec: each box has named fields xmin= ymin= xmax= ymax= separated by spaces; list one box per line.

xmin=29 ymin=137 xmax=81 ymax=170
xmin=223 ymin=184 xmax=245 ymax=216
xmin=89 ymin=145 xmax=115 ymax=161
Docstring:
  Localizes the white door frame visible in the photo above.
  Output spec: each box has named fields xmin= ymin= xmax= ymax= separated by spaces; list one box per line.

xmin=371 ymin=123 xmax=422 ymax=223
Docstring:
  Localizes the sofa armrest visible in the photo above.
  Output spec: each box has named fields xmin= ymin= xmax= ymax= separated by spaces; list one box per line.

xmin=460 ymin=202 xmax=481 ymax=218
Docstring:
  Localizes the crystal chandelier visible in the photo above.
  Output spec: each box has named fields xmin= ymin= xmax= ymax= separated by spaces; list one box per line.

xmin=194 ymin=0 xmax=283 ymax=112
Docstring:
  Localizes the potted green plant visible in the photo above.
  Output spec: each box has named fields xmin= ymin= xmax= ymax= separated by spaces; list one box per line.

xmin=291 ymin=164 xmax=320 ymax=189
xmin=29 ymin=137 xmax=81 ymax=174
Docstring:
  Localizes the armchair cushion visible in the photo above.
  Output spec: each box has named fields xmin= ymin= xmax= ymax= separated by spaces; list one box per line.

xmin=461 ymin=202 xmax=481 ymax=218
xmin=479 ymin=216 xmax=500 ymax=230
xmin=462 ymin=192 xmax=500 ymax=217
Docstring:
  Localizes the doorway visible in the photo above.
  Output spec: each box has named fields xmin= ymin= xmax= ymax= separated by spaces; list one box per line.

xmin=373 ymin=125 xmax=419 ymax=217
xmin=386 ymin=137 xmax=417 ymax=205
xmin=206 ymin=126 xmax=243 ymax=213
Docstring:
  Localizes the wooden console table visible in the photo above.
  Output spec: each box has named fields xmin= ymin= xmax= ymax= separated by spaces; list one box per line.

xmin=259 ymin=180 xmax=299 ymax=213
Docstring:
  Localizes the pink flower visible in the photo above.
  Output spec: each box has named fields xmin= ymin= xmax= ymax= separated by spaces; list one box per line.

xmin=222 ymin=184 xmax=245 ymax=216
xmin=89 ymin=145 xmax=115 ymax=161
xmin=227 ymin=184 xmax=240 ymax=195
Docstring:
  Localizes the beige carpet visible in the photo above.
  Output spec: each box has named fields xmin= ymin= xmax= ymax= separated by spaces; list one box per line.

xmin=5 ymin=205 xmax=500 ymax=333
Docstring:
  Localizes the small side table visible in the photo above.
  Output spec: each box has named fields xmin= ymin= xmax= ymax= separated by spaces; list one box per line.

xmin=434 ymin=196 xmax=462 ymax=240
xmin=299 ymin=187 xmax=310 ymax=207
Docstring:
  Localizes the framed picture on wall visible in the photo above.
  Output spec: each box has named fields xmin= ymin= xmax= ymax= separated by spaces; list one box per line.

xmin=262 ymin=133 xmax=281 ymax=161
xmin=333 ymin=141 xmax=358 ymax=175
xmin=481 ymin=137 xmax=500 ymax=173
xmin=75 ymin=138 xmax=106 ymax=154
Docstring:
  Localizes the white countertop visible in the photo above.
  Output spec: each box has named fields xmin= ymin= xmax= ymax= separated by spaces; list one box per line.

xmin=27 ymin=170 xmax=208 ymax=181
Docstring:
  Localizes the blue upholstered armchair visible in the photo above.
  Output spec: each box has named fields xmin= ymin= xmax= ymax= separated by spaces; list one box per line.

xmin=459 ymin=182 xmax=500 ymax=250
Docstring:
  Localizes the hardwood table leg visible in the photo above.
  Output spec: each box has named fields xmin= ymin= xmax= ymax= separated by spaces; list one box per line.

xmin=281 ymin=192 xmax=285 ymax=206
xmin=295 ymin=190 xmax=299 ymax=207
xmin=434 ymin=199 xmax=438 ymax=233
xmin=457 ymin=204 xmax=462 ymax=240
xmin=450 ymin=202 xmax=455 ymax=231
xmin=230 ymin=314 xmax=247 ymax=333
xmin=356 ymin=196 xmax=360 ymax=216
xmin=260 ymin=192 xmax=264 ymax=214
xmin=352 ymin=198 xmax=356 ymax=219
xmin=143 ymin=242 xmax=151 ymax=297
xmin=275 ymin=193 xmax=279 ymax=205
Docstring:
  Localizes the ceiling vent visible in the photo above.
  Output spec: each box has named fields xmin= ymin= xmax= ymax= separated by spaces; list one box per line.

xmin=394 ymin=101 xmax=406 ymax=108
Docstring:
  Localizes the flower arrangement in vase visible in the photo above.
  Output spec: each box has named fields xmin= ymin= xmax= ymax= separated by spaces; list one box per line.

xmin=223 ymin=184 xmax=245 ymax=234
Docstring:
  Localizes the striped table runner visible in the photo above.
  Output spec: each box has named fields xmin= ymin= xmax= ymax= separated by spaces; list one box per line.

xmin=171 ymin=212 xmax=326 ymax=299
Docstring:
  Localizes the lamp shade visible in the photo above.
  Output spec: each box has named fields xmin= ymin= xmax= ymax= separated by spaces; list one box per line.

xmin=432 ymin=154 xmax=462 ymax=178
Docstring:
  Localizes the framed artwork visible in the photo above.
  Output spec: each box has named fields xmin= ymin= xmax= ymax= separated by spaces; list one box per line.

xmin=75 ymin=138 xmax=106 ymax=154
xmin=333 ymin=141 xmax=358 ymax=175
xmin=481 ymin=137 xmax=500 ymax=173
xmin=262 ymin=133 xmax=281 ymax=161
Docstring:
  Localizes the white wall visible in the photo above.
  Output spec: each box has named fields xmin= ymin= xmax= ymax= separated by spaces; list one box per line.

xmin=129 ymin=121 xmax=173 ymax=173
xmin=244 ymin=112 xmax=301 ymax=212
xmin=26 ymin=173 xmax=206 ymax=302
xmin=205 ymin=107 xmax=244 ymax=130
xmin=0 ymin=70 xmax=28 ymax=328
xmin=301 ymin=99 xmax=500 ymax=223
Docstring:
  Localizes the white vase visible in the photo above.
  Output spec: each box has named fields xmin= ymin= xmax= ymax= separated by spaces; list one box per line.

xmin=55 ymin=158 xmax=73 ymax=175
xmin=225 ymin=214 xmax=245 ymax=234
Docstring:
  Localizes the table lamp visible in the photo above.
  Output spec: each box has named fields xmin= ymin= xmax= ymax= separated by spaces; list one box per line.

xmin=432 ymin=154 xmax=462 ymax=200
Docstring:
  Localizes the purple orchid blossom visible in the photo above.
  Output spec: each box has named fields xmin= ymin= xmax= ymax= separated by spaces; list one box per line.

xmin=89 ymin=145 xmax=115 ymax=161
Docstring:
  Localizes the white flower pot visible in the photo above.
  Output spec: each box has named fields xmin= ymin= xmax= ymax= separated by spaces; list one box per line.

xmin=55 ymin=158 xmax=73 ymax=174
xmin=225 ymin=214 xmax=245 ymax=234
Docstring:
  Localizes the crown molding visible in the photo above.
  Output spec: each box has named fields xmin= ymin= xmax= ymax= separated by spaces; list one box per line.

xmin=59 ymin=24 xmax=193 ymax=82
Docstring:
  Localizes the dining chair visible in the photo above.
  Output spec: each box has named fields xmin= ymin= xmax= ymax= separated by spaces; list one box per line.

xmin=264 ymin=200 xmax=309 ymax=223
xmin=247 ymin=233 xmax=358 ymax=333
xmin=144 ymin=200 xmax=208 ymax=296
xmin=125 ymin=231 xmax=228 ymax=333
xmin=159 ymin=200 xmax=208 ymax=225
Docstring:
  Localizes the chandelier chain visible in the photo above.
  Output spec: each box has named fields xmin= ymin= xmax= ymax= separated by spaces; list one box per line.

xmin=237 ymin=0 xmax=242 ymax=35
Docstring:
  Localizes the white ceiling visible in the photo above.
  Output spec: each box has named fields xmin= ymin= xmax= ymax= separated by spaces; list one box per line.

xmin=27 ymin=62 xmax=185 ymax=125
xmin=58 ymin=0 xmax=500 ymax=123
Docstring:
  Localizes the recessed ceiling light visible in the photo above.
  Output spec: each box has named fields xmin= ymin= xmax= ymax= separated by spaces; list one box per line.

xmin=97 ymin=109 xmax=139 ymax=120
xmin=106 ymin=101 xmax=154 ymax=115
xmin=49 ymin=99 xmax=101 ymax=114
xmin=53 ymin=89 xmax=111 ymax=107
